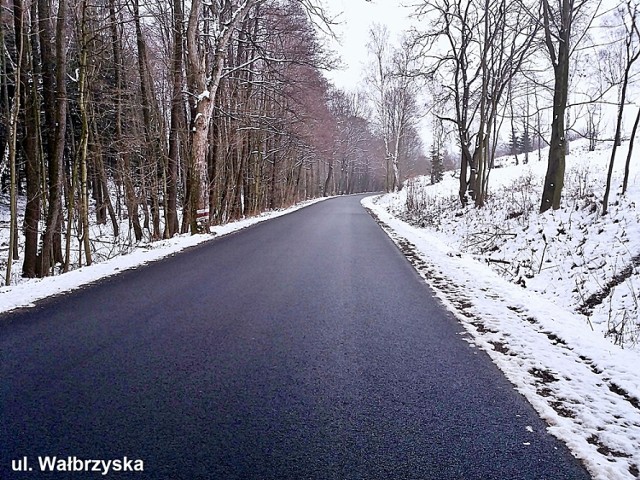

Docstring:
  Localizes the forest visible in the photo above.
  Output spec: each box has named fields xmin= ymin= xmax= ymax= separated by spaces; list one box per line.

xmin=1 ymin=0 xmax=415 ymax=283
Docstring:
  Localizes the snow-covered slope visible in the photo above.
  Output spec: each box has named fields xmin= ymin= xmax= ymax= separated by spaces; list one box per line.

xmin=384 ymin=140 xmax=640 ymax=347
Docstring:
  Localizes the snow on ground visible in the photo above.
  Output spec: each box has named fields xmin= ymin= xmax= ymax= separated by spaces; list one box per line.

xmin=363 ymin=139 xmax=640 ymax=479
xmin=0 ymin=197 xmax=329 ymax=314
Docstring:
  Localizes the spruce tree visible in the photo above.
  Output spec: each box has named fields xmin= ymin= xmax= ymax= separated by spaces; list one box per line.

xmin=430 ymin=144 xmax=444 ymax=184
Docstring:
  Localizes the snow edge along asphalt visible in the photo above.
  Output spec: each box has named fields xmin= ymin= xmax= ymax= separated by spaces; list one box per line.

xmin=362 ymin=194 xmax=640 ymax=480
xmin=0 ymin=197 xmax=332 ymax=316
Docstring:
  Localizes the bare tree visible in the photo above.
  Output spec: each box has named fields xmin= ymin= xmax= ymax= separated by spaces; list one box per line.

xmin=411 ymin=0 xmax=481 ymax=205
xmin=4 ymin=0 xmax=25 ymax=285
xmin=539 ymin=0 xmax=599 ymax=212
xmin=166 ymin=0 xmax=185 ymax=237
xmin=602 ymin=0 xmax=640 ymax=215
xmin=469 ymin=0 xmax=537 ymax=206
xmin=367 ymin=26 xmax=420 ymax=192
xmin=20 ymin=0 xmax=42 ymax=279
xmin=411 ymin=0 xmax=536 ymax=206
xmin=109 ymin=0 xmax=143 ymax=242
xmin=184 ymin=0 xmax=263 ymax=233
xmin=38 ymin=0 xmax=68 ymax=276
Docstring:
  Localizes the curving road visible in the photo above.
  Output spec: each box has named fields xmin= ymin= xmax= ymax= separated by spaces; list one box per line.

xmin=1 ymin=195 xmax=589 ymax=479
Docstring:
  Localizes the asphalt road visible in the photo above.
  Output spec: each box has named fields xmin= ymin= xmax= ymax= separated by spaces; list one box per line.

xmin=1 ymin=195 xmax=590 ymax=479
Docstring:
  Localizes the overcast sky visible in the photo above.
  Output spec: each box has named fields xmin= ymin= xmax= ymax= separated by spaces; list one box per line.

xmin=321 ymin=0 xmax=415 ymax=91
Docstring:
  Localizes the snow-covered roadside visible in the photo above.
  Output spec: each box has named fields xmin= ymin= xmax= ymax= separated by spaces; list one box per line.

xmin=0 ymin=197 xmax=330 ymax=315
xmin=388 ymin=141 xmax=640 ymax=348
xmin=363 ymin=195 xmax=640 ymax=480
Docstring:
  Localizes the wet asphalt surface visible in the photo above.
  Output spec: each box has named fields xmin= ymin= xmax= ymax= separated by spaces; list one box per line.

xmin=0 ymin=195 xmax=590 ymax=479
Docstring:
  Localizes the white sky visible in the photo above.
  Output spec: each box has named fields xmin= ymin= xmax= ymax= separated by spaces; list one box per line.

xmin=321 ymin=0 xmax=415 ymax=91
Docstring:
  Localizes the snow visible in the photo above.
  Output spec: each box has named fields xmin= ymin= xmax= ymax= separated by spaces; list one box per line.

xmin=363 ymin=138 xmax=640 ymax=479
xmin=197 ymin=90 xmax=210 ymax=102
xmin=0 ymin=197 xmax=329 ymax=315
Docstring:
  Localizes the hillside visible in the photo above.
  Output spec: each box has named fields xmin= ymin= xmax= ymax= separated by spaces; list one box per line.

xmin=382 ymin=139 xmax=640 ymax=348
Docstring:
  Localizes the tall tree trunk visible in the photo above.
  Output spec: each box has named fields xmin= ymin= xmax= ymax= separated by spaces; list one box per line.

xmin=459 ymin=141 xmax=472 ymax=206
xmin=22 ymin=0 xmax=42 ymax=278
xmin=323 ymin=157 xmax=333 ymax=196
xmin=391 ymin=132 xmax=401 ymax=192
xmin=622 ymin=106 xmax=640 ymax=195
xmin=166 ymin=0 xmax=185 ymax=237
xmin=185 ymin=0 xmax=213 ymax=231
xmin=231 ymin=141 xmax=246 ymax=220
xmin=38 ymin=0 xmax=67 ymax=276
xmin=91 ymin=116 xmax=119 ymax=236
xmin=109 ymin=0 xmax=142 ymax=241
xmin=132 ymin=0 xmax=161 ymax=240
xmin=77 ymin=1 xmax=92 ymax=266
xmin=37 ymin=0 xmax=55 ymax=165
xmin=63 ymin=141 xmax=78 ymax=272
xmin=540 ymin=0 xmax=571 ymax=213
xmin=602 ymin=19 xmax=640 ymax=215
xmin=4 ymin=0 xmax=24 ymax=285
xmin=185 ymin=0 xmax=259 ymax=233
